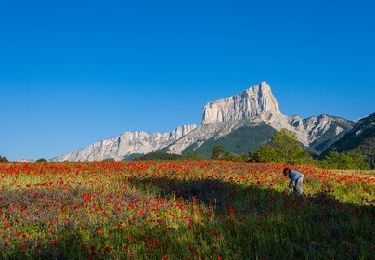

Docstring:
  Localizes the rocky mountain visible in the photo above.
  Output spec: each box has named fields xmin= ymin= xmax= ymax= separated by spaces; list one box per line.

xmin=53 ymin=82 xmax=355 ymax=161
xmin=53 ymin=124 xmax=197 ymax=162
xmin=202 ymin=82 xmax=280 ymax=124
xmin=304 ymin=114 xmax=355 ymax=152
xmin=324 ymin=113 xmax=375 ymax=168
xmin=165 ymin=83 xmax=354 ymax=156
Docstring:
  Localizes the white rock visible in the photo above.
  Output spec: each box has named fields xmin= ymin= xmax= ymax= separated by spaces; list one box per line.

xmin=53 ymin=124 xmax=197 ymax=162
xmin=170 ymin=124 xmax=197 ymax=140
xmin=202 ymin=82 xmax=280 ymax=124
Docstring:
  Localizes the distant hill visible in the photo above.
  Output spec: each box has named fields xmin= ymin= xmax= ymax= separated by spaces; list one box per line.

xmin=136 ymin=152 xmax=183 ymax=161
xmin=182 ymin=124 xmax=276 ymax=159
xmin=324 ymin=113 xmax=375 ymax=169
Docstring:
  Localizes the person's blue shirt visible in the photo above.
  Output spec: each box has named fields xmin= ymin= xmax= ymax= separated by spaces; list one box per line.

xmin=289 ymin=170 xmax=303 ymax=188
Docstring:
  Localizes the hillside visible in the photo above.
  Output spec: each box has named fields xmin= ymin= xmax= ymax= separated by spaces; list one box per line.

xmin=182 ymin=124 xmax=276 ymax=158
xmin=325 ymin=113 xmax=375 ymax=168
xmin=306 ymin=114 xmax=355 ymax=153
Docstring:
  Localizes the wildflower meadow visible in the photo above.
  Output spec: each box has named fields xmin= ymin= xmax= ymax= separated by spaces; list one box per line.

xmin=0 ymin=161 xmax=374 ymax=259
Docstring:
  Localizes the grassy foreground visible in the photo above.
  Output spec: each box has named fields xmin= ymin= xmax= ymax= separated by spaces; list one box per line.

xmin=0 ymin=161 xmax=374 ymax=259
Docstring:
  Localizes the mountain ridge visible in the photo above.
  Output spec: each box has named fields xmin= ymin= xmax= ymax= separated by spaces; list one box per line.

xmin=53 ymin=82 xmax=355 ymax=162
xmin=324 ymin=113 xmax=375 ymax=168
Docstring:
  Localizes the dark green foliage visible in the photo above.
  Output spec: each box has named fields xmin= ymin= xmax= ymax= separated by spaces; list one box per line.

xmin=319 ymin=151 xmax=369 ymax=170
xmin=36 ymin=158 xmax=48 ymax=163
xmin=123 ymin=153 xmax=144 ymax=161
xmin=324 ymin=113 xmax=375 ymax=169
xmin=211 ymin=145 xmax=226 ymax=160
xmin=252 ymin=129 xmax=312 ymax=164
xmin=183 ymin=151 xmax=205 ymax=160
xmin=222 ymin=152 xmax=247 ymax=162
xmin=184 ymin=124 xmax=276 ymax=159
xmin=137 ymin=152 xmax=184 ymax=161
xmin=0 ymin=155 xmax=8 ymax=163
xmin=210 ymin=146 xmax=249 ymax=162
xmin=135 ymin=151 xmax=204 ymax=161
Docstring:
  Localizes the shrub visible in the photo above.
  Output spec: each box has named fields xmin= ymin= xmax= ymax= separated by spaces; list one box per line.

xmin=222 ymin=152 xmax=244 ymax=162
xmin=252 ymin=129 xmax=312 ymax=164
xmin=319 ymin=151 xmax=369 ymax=170
xmin=211 ymin=145 xmax=226 ymax=160
xmin=0 ymin=156 xmax=8 ymax=163
xmin=36 ymin=158 xmax=48 ymax=163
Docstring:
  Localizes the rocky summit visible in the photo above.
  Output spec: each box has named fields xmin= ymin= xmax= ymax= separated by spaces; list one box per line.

xmin=53 ymin=82 xmax=355 ymax=161
xmin=202 ymin=82 xmax=280 ymax=124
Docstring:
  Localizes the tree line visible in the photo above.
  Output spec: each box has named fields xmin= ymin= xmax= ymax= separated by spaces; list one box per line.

xmin=211 ymin=129 xmax=369 ymax=170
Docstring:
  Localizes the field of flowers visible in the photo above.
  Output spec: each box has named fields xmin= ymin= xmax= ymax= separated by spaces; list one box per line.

xmin=0 ymin=161 xmax=374 ymax=259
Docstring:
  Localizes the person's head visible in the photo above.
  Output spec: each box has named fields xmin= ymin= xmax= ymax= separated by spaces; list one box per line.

xmin=283 ymin=167 xmax=291 ymax=177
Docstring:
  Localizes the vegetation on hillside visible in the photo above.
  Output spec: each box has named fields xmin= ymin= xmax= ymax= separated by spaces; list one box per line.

xmin=184 ymin=124 xmax=276 ymax=159
xmin=319 ymin=151 xmax=369 ymax=170
xmin=136 ymin=151 xmax=204 ymax=161
xmin=208 ymin=129 xmax=369 ymax=170
xmin=211 ymin=145 xmax=247 ymax=162
xmin=251 ymin=129 xmax=312 ymax=164
xmin=325 ymin=113 xmax=375 ymax=169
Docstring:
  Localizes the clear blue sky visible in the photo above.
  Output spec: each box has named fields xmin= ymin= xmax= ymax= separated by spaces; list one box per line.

xmin=1 ymin=0 xmax=374 ymax=160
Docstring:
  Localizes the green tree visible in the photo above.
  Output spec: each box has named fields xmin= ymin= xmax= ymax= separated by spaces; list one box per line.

xmin=319 ymin=151 xmax=369 ymax=170
xmin=253 ymin=129 xmax=312 ymax=164
xmin=36 ymin=158 xmax=48 ymax=163
xmin=211 ymin=145 xmax=226 ymax=160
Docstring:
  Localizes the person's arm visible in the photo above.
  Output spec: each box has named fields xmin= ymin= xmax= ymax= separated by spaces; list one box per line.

xmin=288 ymin=172 xmax=296 ymax=188
xmin=288 ymin=179 xmax=295 ymax=188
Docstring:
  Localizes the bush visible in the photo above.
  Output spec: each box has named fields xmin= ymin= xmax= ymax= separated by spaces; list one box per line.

xmin=319 ymin=151 xmax=369 ymax=170
xmin=36 ymin=158 xmax=48 ymax=163
xmin=222 ymin=152 xmax=244 ymax=162
xmin=211 ymin=145 xmax=226 ymax=160
xmin=252 ymin=129 xmax=312 ymax=164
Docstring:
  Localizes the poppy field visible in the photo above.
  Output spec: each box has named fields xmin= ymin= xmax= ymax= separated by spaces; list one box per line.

xmin=0 ymin=161 xmax=374 ymax=259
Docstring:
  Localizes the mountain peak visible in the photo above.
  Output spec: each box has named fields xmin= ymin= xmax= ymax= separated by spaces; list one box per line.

xmin=202 ymin=82 xmax=280 ymax=125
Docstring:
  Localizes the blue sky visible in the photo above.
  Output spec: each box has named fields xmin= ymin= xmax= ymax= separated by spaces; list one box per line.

xmin=0 ymin=0 xmax=374 ymax=160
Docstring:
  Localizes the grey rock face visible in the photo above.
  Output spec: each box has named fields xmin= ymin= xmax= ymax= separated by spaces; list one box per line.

xmin=53 ymin=124 xmax=197 ymax=162
xmin=202 ymin=82 xmax=280 ymax=124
